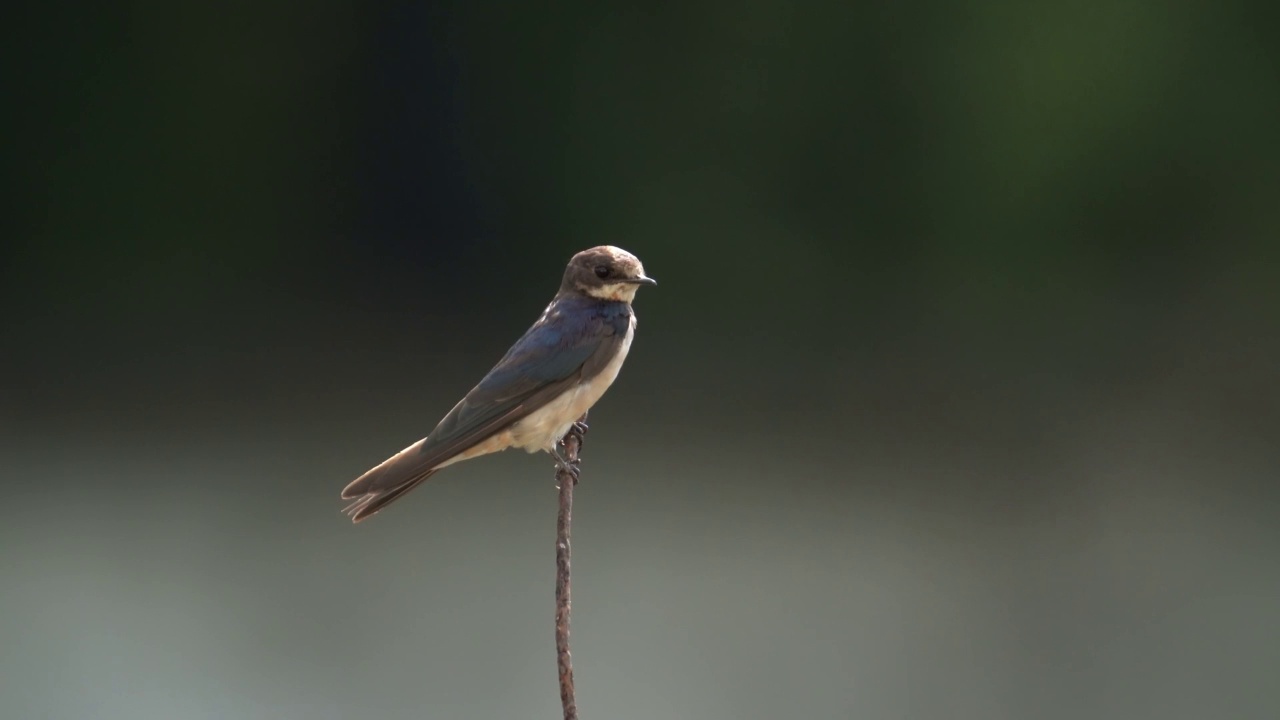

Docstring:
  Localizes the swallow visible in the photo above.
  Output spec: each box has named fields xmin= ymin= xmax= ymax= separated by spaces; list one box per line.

xmin=341 ymin=245 xmax=656 ymax=522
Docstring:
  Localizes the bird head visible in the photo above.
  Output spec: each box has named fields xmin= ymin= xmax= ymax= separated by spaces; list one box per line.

xmin=560 ymin=246 xmax=656 ymax=302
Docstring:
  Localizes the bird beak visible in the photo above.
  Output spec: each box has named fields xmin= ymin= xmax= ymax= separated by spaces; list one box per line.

xmin=623 ymin=275 xmax=657 ymax=286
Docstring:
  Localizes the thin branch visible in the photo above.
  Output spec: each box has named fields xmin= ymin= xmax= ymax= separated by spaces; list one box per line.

xmin=554 ymin=412 xmax=588 ymax=720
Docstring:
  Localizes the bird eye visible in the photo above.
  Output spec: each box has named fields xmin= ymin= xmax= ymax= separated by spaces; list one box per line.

xmin=593 ymin=265 xmax=611 ymax=279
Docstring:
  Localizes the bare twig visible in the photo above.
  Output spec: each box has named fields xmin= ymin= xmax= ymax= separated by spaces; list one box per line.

xmin=554 ymin=412 xmax=588 ymax=720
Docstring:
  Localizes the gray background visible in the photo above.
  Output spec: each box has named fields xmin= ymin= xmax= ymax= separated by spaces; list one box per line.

xmin=4 ymin=2 xmax=1278 ymax=718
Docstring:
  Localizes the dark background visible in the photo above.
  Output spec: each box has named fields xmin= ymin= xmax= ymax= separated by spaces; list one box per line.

xmin=3 ymin=3 xmax=1278 ymax=719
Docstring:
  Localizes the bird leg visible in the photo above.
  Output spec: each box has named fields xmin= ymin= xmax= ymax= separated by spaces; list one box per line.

xmin=552 ymin=412 xmax=588 ymax=485
xmin=550 ymin=444 xmax=581 ymax=483
xmin=570 ymin=411 xmax=589 ymax=440
xmin=570 ymin=410 xmax=589 ymax=438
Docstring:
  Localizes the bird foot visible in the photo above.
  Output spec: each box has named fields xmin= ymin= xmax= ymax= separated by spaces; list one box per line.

xmin=550 ymin=445 xmax=581 ymax=485
xmin=570 ymin=420 xmax=589 ymax=436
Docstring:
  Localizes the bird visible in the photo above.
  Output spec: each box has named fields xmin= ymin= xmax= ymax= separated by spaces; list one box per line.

xmin=341 ymin=245 xmax=656 ymax=522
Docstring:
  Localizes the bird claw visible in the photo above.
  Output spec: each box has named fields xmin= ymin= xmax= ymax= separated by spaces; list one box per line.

xmin=550 ymin=445 xmax=581 ymax=485
xmin=561 ymin=462 xmax=581 ymax=485
xmin=552 ymin=414 xmax=588 ymax=485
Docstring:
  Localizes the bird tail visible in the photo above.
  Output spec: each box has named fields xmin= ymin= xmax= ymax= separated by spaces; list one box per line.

xmin=341 ymin=437 xmax=440 ymax=523
xmin=342 ymin=470 xmax=437 ymax=522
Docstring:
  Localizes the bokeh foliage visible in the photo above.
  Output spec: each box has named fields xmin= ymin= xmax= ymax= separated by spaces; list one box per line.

xmin=7 ymin=2 xmax=1277 ymax=331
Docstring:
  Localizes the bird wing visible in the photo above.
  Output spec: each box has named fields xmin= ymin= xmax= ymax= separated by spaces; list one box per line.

xmin=341 ymin=299 xmax=631 ymax=521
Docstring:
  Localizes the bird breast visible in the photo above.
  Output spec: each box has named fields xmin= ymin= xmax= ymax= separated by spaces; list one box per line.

xmin=510 ymin=313 xmax=636 ymax=452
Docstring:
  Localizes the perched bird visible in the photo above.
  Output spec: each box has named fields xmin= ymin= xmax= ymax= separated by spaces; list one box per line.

xmin=341 ymin=246 xmax=656 ymax=522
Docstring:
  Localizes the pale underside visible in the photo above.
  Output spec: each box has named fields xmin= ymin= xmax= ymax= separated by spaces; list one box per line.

xmin=581 ymin=281 xmax=641 ymax=303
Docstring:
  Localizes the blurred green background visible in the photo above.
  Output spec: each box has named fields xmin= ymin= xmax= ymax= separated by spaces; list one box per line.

xmin=3 ymin=2 xmax=1278 ymax=719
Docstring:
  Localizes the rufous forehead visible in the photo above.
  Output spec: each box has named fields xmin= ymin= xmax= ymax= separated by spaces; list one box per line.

xmin=602 ymin=248 xmax=643 ymax=269
xmin=602 ymin=246 xmax=637 ymax=260
xmin=578 ymin=245 xmax=639 ymax=261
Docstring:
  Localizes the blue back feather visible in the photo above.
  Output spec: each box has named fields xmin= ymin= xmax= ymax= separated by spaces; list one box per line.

xmin=422 ymin=295 xmax=631 ymax=452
